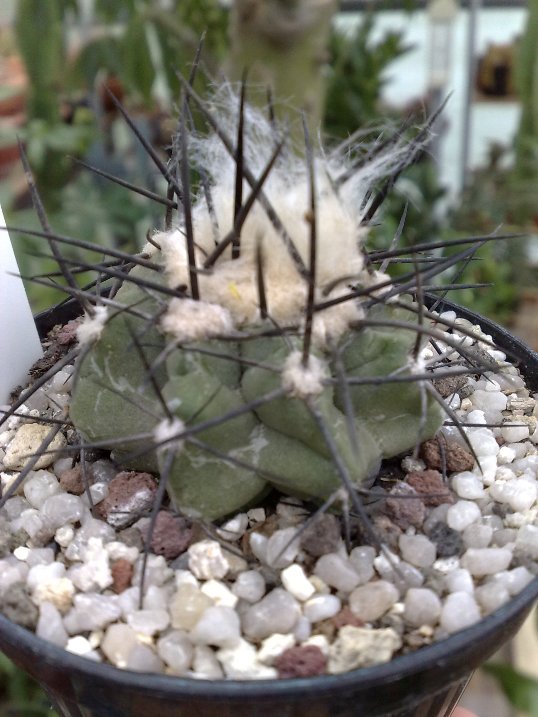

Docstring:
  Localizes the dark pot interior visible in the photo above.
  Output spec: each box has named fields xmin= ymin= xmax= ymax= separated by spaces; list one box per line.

xmin=0 ymin=296 xmax=535 ymax=717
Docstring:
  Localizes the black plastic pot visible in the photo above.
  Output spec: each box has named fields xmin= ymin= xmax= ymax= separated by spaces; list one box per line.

xmin=0 ymin=297 xmax=536 ymax=717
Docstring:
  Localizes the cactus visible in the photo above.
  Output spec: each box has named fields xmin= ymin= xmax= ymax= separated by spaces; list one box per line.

xmin=63 ymin=85 xmax=449 ymax=522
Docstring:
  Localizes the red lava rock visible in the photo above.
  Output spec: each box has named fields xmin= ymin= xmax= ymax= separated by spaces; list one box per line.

xmin=331 ymin=606 xmax=364 ymax=629
xmin=420 ymin=437 xmax=474 ymax=473
xmin=144 ymin=511 xmax=193 ymax=560
xmin=406 ymin=470 xmax=453 ymax=507
xmin=97 ymin=471 xmax=157 ymax=528
xmin=56 ymin=319 xmax=82 ymax=345
xmin=111 ymin=558 xmax=134 ymax=593
xmin=59 ymin=465 xmax=85 ymax=495
xmin=385 ymin=482 xmax=426 ymax=530
xmin=300 ymin=513 xmax=342 ymax=557
xmin=274 ymin=645 xmax=327 ymax=678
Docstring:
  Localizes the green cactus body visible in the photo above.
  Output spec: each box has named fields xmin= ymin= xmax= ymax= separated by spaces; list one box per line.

xmin=69 ymin=92 xmax=445 ymax=521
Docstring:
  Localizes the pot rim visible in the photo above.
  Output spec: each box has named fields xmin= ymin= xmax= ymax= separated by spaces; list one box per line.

xmin=1 ymin=293 xmax=533 ymax=696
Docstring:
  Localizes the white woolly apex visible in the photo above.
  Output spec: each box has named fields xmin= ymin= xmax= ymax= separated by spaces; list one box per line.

xmin=160 ymin=297 xmax=234 ymax=342
xmin=76 ymin=306 xmax=109 ymax=346
xmin=359 ymin=269 xmax=394 ymax=299
xmin=153 ymin=417 xmax=185 ymax=452
xmin=281 ymin=350 xmax=328 ymax=399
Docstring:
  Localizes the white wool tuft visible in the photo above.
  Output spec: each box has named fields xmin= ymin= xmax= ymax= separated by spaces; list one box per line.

xmin=160 ymin=297 xmax=234 ymax=342
xmin=281 ymin=351 xmax=327 ymax=399
xmin=157 ymin=87 xmax=426 ymax=343
xmin=76 ymin=306 xmax=109 ymax=345
xmin=153 ymin=417 xmax=185 ymax=453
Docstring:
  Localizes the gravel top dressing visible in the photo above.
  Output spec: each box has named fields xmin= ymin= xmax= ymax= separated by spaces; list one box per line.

xmin=0 ymin=308 xmax=536 ymax=680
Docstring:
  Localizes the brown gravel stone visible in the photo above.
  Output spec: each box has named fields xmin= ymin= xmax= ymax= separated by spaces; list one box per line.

xmin=144 ymin=511 xmax=193 ymax=560
xmin=406 ymin=470 xmax=453 ymax=507
xmin=385 ymin=482 xmax=426 ymax=530
xmin=111 ymin=558 xmax=134 ymax=593
xmin=331 ymin=606 xmax=365 ymax=630
xmin=59 ymin=465 xmax=85 ymax=495
xmin=300 ymin=513 xmax=342 ymax=557
xmin=420 ymin=437 xmax=474 ymax=473
xmin=0 ymin=582 xmax=38 ymax=628
xmin=274 ymin=645 xmax=327 ymax=678
xmin=97 ymin=471 xmax=157 ymax=528
xmin=372 ymin=515 xmax=402 ymax=550
xmin=56 ymin=319 xmax=82 ymax=345
xmin=431 ymin=374 xmax=468 ymax=398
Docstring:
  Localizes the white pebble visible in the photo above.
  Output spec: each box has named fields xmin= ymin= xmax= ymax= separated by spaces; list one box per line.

xmin=156 ymin=630 xmax=193 ymax=674
xmin=451 ymin=472 xmax=484 ymax=500
xmin=63 ymin=593 xmax=122 ymax=633
xmin=398 ymin=535 xmax=436 ymax=568
xmin=293 ymin=616 xmax=312 ymax=642
xmin=201 ymin=579 xmax=238 ymax=608
xmin=249 ymin=532 xmax=268 ymax=563
xmin=404 ymin=588 xmax=442 ymax=627
xmin=349 ymin=580 xmax=399 ymax=621
xmin=232 ymin=570 xmax=266 ymax=603
xmin=36 ymin=602 xmax=68 ymax=647
xmin=497 ymin=445 xmax=517 ymax=464
xmin=501 ymin=422 xmax=530 ymax=443
xmin=23 ymin=470 xmax=61 ymax=507
xmin=190 ymin=605 xmax=241 ymax=648
xmin=265 ymin=528 xmax=301 ymax=569
xmin=349 ymin=546 xmax=376 ymax=584
xmin=188 ymin=540 xmax=229 ymax=580
xmin=126 ymin=609 xmax=170 ymax=636
xmin=446 ymin=500 xmax=481 ymax=531
xmin=440 ymin=592 xmax=481 ymax=633
xmin=41 ymin=493 xmax=86 ymax=529
xmin=216 ymin=513 xmax=248 ymax=541
xmin=55 ymin=525 xmax=74 ymax=548
xmin=27 ymin=561 xmax=66 ymax=591
xmin=281 ymin=563 xmax=315 ymax=601
xmin=463 ymin=523 xmax=493 ymax=549
xmin=515 ymin=524 xmax=538 ymax=558
xmin=471 ymin=390 xmax=507 ymax=413
xmin=475 ymin=583 xmax=510 ymax=613
xmin=65 ymin=636 xmax=101 ymax=662
xmin=314 ymin=553 xmax=360 ymax=592
xmin=192 ymin=644 xmax=224 ymax=679
xmin=257 ymin=633 xmax=296 ymax=665
xmin=217 ymin=639 xmax=277 ymax=679
xmin=3 ymin=424 xmax=66 ymax=470
xmin=125 ymin=644 xmax=163 ymax=673
xmin=444 ymin=568 xmax=474 ymax=594
xmin=508 ymin=479 xmax=538 ymax=512
xmin=33 ymin=577 xmax=75 ymax=612
xmin=461 ymin=547 xmax=513 ymax=576
xmin=242 ymin=588 xmax=301 ymax=640
xmin=303 ymin=594 xmax=342 ymax=622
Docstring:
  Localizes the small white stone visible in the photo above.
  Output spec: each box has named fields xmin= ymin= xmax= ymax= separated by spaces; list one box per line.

xmin=216 ymin=513 xmax=249 ymax=541
xmin=201 ymin=579 xmax=238 ymax=608
xmin=217 ymin=638 xmax=278 ymax=679
xmin=451 ymin=472 xmax=485 ymax=500
xmin=403 ymin=588 xmax=442 ymax=627
xmin=188 ymin=540 xmax=229 ymax=580
xmin=249 ymin=532 xmax=268 ymax=563
xmin=432 ymin=556 xmax=461 ymax=573
xmin=462 ymin=523 xmax=493 ymax=549
xmin=41 ymin=493 xmax=86 ymax=529
xmin=497 ymin=445 xmax=517 ymax=465
xmin=303 ymin=594 xmax=342 ymax=622
xmin=63 ymin=593 xmax=122 ymax=633
xmin=349 ymin=546 xmax=376 ymax=584
xmin=51 ymin=369 xmax=74 ymax=394
xmin=398 ymin=535 xmax=436 ymax=568
xmin=257 ymin=633 xmax=296 ymax=665
xmin=27 ymin=561 xmax=66 ymax=591
xmin=265 ymin=528 xmax=301 ymax=569
xmin=55 ymin=525 xmax=74 ymax=548
xmin=247 ymin=508 xmax=266 ymax=525
xmin=26 ymin=547 xmax=54 ymax=567
xmin=105 ymin=541 xmax=139 ymax=563
xmin=281 ymin=564 xmax=315 ymax=601
xmin=294 ymin=616 xmax=312 ymax=642
xmin=242 ymin=588 xmax=301 ymax=640
xmin=169 ymin=584 xmax=214 ymax=630
xmin=501 ymin=422 xmax=530 ymax=443
xmin=126 ymin=609 xmax=170 ymax=636
xmin=142 ymin=585 xmax=172 ymax=611
xmin=471 ymin=390 xmax=507 ymax=413
xmin=446 ymin=500 xmax=481 ymax=531
xmin=475 ymin=583 xmax=510 ymax=613
xmin=156 ymin=630 xmax=194 ymax=674
xmin=445 ymin=568 xmax=474 ymax=594
xmin=66 ymin=636 xmax=101 ymax=661
xmin=191 ymin=605 xmax=242 ymax=648
xmin=68 ymin=537 xmax=112 ymax=592
xmin=500 ymin=566 xmax=535 ymax=595
xmin=36 ymin=602 xmax=68 ymax=647
xmin=174 ymin=569 xmax=199 ymax=589
xmin=508 ymin=479 xmax=538 ymax=513
xmin=349 ymin=581 xmax=399 ymax=621
xmin=314 ymin=553 xmax=360 ymax=592
xmin=232 ymin=570 xmax=266 ymax=603
xmin=440 ymin=592 xmax=481 ymax=633
xmin=303 ymin=634 xmax=330 ymax=656
xmin=23 ymin=470 xmax=61 ymax=507
xmin=192 ymin=644 xmax=224 ymax=679
xmin=13 ymin=546 xmax=30 ymax=561
xmin=125 ymin=644 xmax=164 ymax=673
xmin=461 ymin=547 xmax=513 ymax=576
xmin=81 ymin=481 xmax=108 ymax=506
xmin=515 ymin=524 xmax=538 ymax=558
